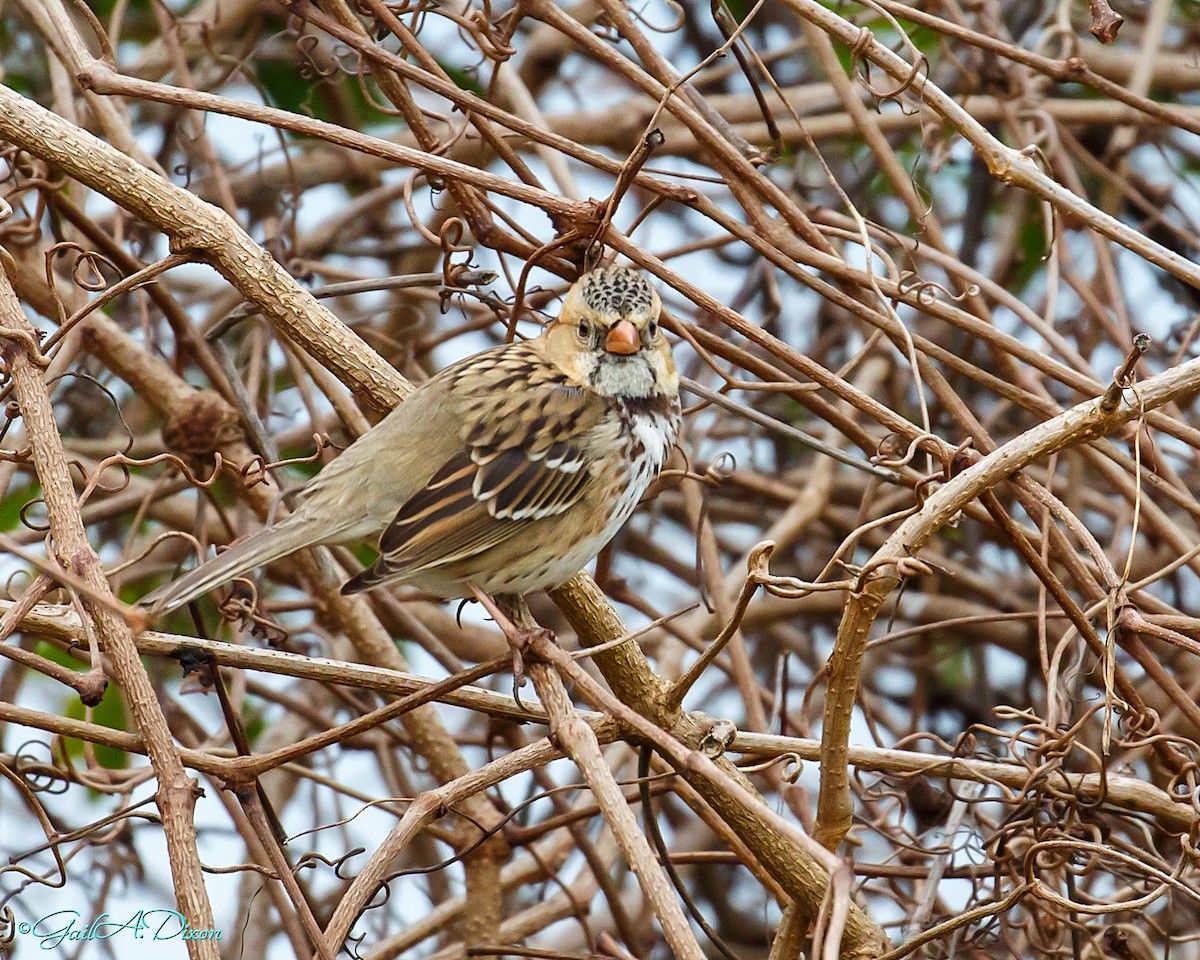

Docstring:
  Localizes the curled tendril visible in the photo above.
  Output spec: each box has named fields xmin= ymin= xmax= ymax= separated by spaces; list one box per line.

xmin=37 ymin=242 xmax=119 ymax=331
xmin=0 ymin=323 xmax=48 ymax=371
xmin=871 ymin=431 xmax=939 ymax=468
xmin=400 ymin=171 xmax=448 ymax=247
xmin=172 ymin=160 xmax=194 ymax=189
xmin=848 ymin=3 xmax=930 ymax=108
xmin=46 ymin=371 xmax=136 ymax=454
xmin=0 ymin=149 xmax=64 ymax=250
xmin=0 ymin=195 xmax=44 ymax=247
xmin=5 ymin=149 xmax=65 ymax=191
xmin=295 ymin=33 xmax=340 ymax=80
xmin=3 ymin=568 xmax=37 ymax=601
xmin=437 ymin=218 xmax=479 ymax=299
xmin=897 ymin=271 xmax=981 ymax=306
xmin=46 ymin=242 xmax=121 ymax=295
xmin=18 ymin=497 xmax=48 ymax=533
xmin=848 ymin=553 xmax=934 ymax=593
xmin=1036 ymin=19 xmax=1081 ymax=62
xmin=911 ymin=470 xmax=945 ymax=509
xmin=0 ymin=751 xmax=68 ymax=890
xmin=661 ymin=448 xmax=738 ymax=488
xmin=241 ymin=435 xmax=331 ymax=490
xmin=75 ymin=458 xmax=132 ymax=500
xmin=295 ymin=847 xmax=367 ymax=881
xmin=326 ymin=43 xmax=372 ymax=82
xmin=77 ymin=452 xmax=225 ymax=510
xmin=460 ymin=8 xmax=517 ymax=62
xmin=1123 ymin=704 xmax=1161 ymax=740
xmin=105 ymin=530 xmax=204 ymax=578
xmin=442 ymin=249 xmax=487 ymax=292
xmin=378 ymin=0 xmax=515 ymax=64
xmin=234 ymin=594 xmax=293 ymax=648
xmin=733 ymin=542 xmax=853 ymax=605
xmin=740 ymin=752 xmax=803 ymax=783
xmin=705 ymin=450 xmax=736 ymax=484
xmin=8 ymin=740 xmax=69 ymax=796
xmin=628 ymin=0 xmax=686 ymax=33
xmin=438 ymin=217 xmax=472 ymax=256
xmin=349 ymin=51 xmax=410 ymax=118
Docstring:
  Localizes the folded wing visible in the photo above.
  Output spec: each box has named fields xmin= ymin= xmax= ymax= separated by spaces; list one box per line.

xmin=341 ymin=352 xmax=609 ymax=594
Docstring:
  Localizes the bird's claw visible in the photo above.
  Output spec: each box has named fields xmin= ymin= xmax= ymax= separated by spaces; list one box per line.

xmin=507 ymin=625 xmax=554 ymax=709
xmin=511 ymin=658 xmax=528 ymax=711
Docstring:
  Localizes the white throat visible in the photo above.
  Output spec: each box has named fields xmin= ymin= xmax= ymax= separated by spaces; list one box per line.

xmin=590 ymin=355 xmax=656 ymax=398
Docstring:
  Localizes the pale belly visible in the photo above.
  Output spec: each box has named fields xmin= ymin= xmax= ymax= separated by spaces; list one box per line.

xmin=403 ymin=473 xmax=648 ymax=597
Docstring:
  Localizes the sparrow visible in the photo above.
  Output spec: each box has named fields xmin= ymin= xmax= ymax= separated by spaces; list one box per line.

xmin=144 ymin=266 xmax=681 ymax=616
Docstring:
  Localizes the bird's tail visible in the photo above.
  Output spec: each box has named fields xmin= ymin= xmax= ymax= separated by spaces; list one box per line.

xmin=141 ymin=515 xmax=333 ymax=617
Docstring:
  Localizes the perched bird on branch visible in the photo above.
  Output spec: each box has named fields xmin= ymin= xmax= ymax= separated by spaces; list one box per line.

xmin=143 ymin=266 xmax=680 ymax=616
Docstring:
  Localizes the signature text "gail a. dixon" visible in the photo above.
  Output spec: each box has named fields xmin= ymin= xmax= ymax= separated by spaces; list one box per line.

xmin=17 ymin=909 xmax=222 ymax=948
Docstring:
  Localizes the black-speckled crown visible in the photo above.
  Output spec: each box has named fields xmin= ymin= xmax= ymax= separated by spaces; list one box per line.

xmin=579 ymin=266 xmax=656 ymax=317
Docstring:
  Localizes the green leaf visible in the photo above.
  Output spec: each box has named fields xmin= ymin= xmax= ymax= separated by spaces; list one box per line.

xmin=34 ymin=640 xmax=85 ymax=670
xmin=243 ymin=701 xmax=266 ymax=746
xmin=0 ymin=481 xmax=38 ymax=532
xmin=1012 ymin=200 xmax=1049 ymax=293
xmin=436 ymin=60 xmax=485 ymax=96
xmin=254 ymin=58 xmax=389 ymax=130
xmin=84 ymin=0 xmax=150 ymax=20
xmin=722 ymin=0 xmax=755 ymax=24
xmin=932 ymin=639 xmax=969 ymax=691
xmin=255 ymin=59 xmax=323 ymax=118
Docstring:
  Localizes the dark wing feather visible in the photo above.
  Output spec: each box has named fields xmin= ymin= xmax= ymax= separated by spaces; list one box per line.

xmin=378 ymin=455 xmax=476 ymax=554
xmin=342 ymin=346 xmax=609 ymax=594
xmin=473 ymin=447 xmax=590 ymax=520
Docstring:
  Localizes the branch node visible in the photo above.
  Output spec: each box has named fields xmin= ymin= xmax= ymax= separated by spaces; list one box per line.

xmin=1101 ymin=335 xmax=1152 ymax=413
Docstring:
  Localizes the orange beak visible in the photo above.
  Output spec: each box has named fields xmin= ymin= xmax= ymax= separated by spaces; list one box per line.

xmin=604 ymin=319 xmax=639 ymax=355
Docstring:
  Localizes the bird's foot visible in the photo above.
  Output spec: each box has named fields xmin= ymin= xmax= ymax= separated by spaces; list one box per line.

xmin=506 ymin=622 xmax=558 ymax=709
xmin=467 ymin=586 xmax=555 ymax=708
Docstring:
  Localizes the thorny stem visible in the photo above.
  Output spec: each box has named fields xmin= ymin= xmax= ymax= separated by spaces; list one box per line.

xmin=0 ymin=259 xmax=218 ymax=954
xmin=815 ymin=351 xmax=1200 ymax=850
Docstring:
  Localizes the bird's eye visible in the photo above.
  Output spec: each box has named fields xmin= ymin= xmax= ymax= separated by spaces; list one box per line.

xmin=647 ymin=320 xmax=659 ymax=338
xmin=577 ymin=319 xmax=591 ymax=341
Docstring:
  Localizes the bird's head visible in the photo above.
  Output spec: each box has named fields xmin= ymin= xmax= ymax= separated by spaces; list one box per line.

xmin=545 ymin=266 xmax=678 ymax=400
